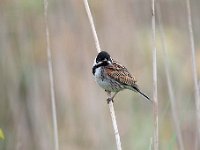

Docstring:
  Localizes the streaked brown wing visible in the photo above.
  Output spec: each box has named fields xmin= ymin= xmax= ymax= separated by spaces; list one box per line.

xmin=105 ymin=60 xmax=137 ymax=86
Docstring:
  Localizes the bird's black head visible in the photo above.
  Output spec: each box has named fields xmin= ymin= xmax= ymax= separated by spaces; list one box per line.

xmin=96 ymin=51 xmax=112 ymax=64
xmin=92 ymin=51 xmax=112 ymax=75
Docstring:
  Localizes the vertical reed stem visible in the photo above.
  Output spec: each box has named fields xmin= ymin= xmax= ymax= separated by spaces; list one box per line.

xmin=83 ymin=0 xmax=122 ymax=149
xmin=152 ymin=0 xmax=159 ymax=149
xmin=186 ymin=0 xmax=200 ymax=148
xmin=83 ymin=0 xmax=101 ymax=53
xmin=107 ymin=93 xmax=122 ymax=150
xmin=43 ymin=0 xmax=59 ymax=150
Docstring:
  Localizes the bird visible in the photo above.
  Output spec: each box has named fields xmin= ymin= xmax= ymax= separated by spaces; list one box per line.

xmin=92 ymin=51 xmax=151 ymax=104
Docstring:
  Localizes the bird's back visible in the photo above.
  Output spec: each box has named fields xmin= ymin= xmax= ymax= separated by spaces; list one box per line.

xmin=105 ymin=60 xmax=137 ymax=88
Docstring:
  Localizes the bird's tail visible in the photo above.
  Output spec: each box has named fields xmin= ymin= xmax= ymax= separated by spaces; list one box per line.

xmin=132 ymin=85 xmax=152 ymax=102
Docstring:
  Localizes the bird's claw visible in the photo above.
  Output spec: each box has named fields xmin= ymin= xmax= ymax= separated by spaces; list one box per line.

xmin=107 ymin=98 xmax=114 ymax=104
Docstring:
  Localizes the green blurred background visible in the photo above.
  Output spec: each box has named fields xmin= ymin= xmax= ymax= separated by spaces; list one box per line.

xmin=0 ymin=0 xmax=200 ymax=149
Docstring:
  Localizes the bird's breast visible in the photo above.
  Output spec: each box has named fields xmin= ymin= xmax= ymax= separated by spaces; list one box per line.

xmin=93 ymin=67 xmax=103 ymax=79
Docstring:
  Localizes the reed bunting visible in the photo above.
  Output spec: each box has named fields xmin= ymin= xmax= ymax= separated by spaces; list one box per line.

xmin=92 ymin=51 xmax=151 ymax=103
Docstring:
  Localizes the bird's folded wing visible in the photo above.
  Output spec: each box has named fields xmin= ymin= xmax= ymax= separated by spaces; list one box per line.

xmin=105 ymin=62 xmax=137 ymax=86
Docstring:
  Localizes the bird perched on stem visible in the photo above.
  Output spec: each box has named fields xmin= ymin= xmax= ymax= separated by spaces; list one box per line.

xmin=92 ymin=51 xmax=151 ymax=103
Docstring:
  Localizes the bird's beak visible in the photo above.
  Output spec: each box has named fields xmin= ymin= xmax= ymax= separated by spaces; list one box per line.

xmin=107 ymin=60 xmax=112 ymax=65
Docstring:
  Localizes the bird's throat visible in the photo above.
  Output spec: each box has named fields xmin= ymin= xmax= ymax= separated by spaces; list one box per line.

xmin=92 ymin=61 xmax=109 ymax=75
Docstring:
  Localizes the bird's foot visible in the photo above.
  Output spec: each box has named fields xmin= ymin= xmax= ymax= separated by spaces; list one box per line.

xmin=107 ymin=97 xmax=114 ymax=104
